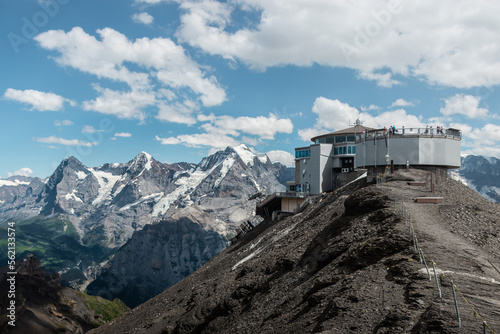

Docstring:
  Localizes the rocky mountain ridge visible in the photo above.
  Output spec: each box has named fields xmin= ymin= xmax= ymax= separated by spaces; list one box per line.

xmin=449 ymin=154 xmax=500 ymax=203
xmin=0 ymin=145 xmax=291 ymax=290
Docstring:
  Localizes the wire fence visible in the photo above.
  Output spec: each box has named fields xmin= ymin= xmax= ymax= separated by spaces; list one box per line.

xmin=376 ymin=170 xmax=498 ymax=334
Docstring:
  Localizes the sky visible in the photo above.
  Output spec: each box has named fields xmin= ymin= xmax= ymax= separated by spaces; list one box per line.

xmin=1 ymin=0 xmax=499 ymax=178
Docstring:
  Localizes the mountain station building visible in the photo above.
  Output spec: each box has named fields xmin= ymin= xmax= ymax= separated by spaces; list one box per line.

xmin=256 ymin=120 xmax=462 ymax=219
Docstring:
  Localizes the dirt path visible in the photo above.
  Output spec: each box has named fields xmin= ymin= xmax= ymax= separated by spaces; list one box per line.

xmin=383 ymin=169 xmax=500 ymax=329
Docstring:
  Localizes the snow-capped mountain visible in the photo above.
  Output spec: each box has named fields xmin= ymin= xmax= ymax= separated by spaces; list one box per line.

xmin=449 ymin=155 xmax=500 ymax=203
xmin=0 ymin=145 xmax=291 ymax=290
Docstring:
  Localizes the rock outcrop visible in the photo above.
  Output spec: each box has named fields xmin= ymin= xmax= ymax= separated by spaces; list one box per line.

xmin=0 ymin=256 xmax=129 ymax=333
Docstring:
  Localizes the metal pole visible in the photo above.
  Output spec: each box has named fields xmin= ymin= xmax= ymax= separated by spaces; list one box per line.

xmin=422 ymin=252 xmax=431 ymax=280
xmin=432 ymin=261 xmax=442 ymax=298
xmin=451 ymin=281 xmax=461 ymax=328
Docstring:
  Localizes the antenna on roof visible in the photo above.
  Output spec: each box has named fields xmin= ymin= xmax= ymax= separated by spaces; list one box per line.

xmin=354 ymin=112 xmax=363 ymax=126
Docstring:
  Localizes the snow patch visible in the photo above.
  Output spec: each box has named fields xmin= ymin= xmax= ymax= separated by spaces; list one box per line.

xmin=120 ymin=192 xmax=164 ymax=211
xmin=257 ymin=154 xmax=268 ymax=164
xmin=215 ymin=156 xmax=235 ymax=187
xmin=75 ymin=171 xmax=87 ymax=180
xmin=89 ymin=169 xmax=123 ymax=206
xmin=64 ymin=189 xmax=83 ymax=203
xmin=232 ymin=246 xmax=265 ymax=270
xmin=0 ymin=179 xmax=30 ymax=187
xmin=152 ymin=170 xmax=208 ymax=217
xmin=233 ymin=144 xmax=255 ymax=166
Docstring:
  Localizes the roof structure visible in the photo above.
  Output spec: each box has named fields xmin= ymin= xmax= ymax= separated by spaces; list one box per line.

xmin=311 ymin=125 xmax=374 ymax=142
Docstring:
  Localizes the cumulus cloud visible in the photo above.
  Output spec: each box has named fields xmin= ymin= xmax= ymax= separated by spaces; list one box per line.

xmin=36 ymin=136 xmax=97 ymax=147
xmin=175 ymin=0 xmax=500 ymax=89
xmin=8 ymin=168 xmax=34 ymax=177
xmin=155 ymin=112 xmax=292 ymax=150
xmin=440 ymin=94 xmax=489 ymax=119
xmin=34 ymin=27 xmax=226 ymax=108
xmin=266 ymin=150 xmax=294 ymax=166
xmin=155 ymin=133 xmax=239 ymax=149
xmin=82 ymin=125 xmax=96 ymax=134
xmin=83 ymin=86 xmax=156 ymax=121
xmin=391 ymin=98 xmax=414 ymax=108
xmin=114 ymin=132 xmax=132 ymax=137
xmin=4 ymin=88 xmax=75 ymax=111
xmin=132 ymin=12 xmax=154 ymax=24
xmin=202 ymin=113 xmax=294 ymax=140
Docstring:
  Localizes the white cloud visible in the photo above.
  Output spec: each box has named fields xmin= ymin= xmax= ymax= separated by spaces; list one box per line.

xmin=357 ymin=71 xmax=401 ymax=88
xmin=175 ymin=0 xmax=500 ymax=89
xmin=8 ymin=168 xmax=34 ymax=177
xmin=266 ymin=150 xmax=294 ymax=166
xmin=202 ymin=113 xmax=293 ymax=140
xmin=54 ymin=119 xmax=74 ymax=126
xmin=114 ymin=132 xmax=132 ymax=137
xmin=360 ymin=104 xmax=380 ymax=111
xmin=156 ymin=102 xmax=197 ymax=125
xmin=34 ymin=27 xmax=226 ymax=106
xmin=155 ymin=133 xmax=239 ymax=149
xmin=132 ymin=12 xmax=154 ymax=25
xmin=36 ymin=136 xmax=97 ymax=147
xmin=83 ymin=86 xmax=156 ymax=121
xmin=391 ymin=98 xmax=414 ymax=108
xmin=440 ymin=94 xmax=489 ymax=119
xmin=299 ymin=97 xmax=424 ymax=142
xmin=4 ymin=88 xmax=75 ymax=111
xmin=82 ymin=125 xmax=96 ymax=134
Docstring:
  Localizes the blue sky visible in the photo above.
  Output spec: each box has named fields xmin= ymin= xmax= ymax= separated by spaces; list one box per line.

xmin=1 ymin=0 xmax=499 ymax=178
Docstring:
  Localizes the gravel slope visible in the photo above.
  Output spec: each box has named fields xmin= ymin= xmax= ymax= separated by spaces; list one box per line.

xmin=89 ymin=169 xmax=500 ymax=334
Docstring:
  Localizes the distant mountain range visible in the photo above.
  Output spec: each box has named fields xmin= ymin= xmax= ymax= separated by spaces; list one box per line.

xmin=449 ymin=155 xmax=500 ymax=203
xmin=0 ymin=145 xmax=293 ymax=304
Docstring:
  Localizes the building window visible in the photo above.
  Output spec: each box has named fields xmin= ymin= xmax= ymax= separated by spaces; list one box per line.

xmin=348 ymin=146 xmax=352 ymax=154
xmin=352 ymin=146 xmax=356 ymax=154
xmin=347 ymin=135 xmax=355 ymax=142
xmin=289 ymin=185 xmax=296 ymax=192
xmin=295 ymin=149 xmax=311 ymax=158
xmin=342 ymin=146 xmax=347 ymax=154
xmin=326 ymin=136 xmax=335 ymax=144
xmin=335 ymin=135 xmax=346 ymax=143
xmin=334 ymin=147 xmax=338 ymax=155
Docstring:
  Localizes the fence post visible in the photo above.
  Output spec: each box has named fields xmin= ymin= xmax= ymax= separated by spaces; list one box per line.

xmin=451 ymin=280 xmax=461 ymax=328
xmin=432 ymin=261 xmax=442 ymax=298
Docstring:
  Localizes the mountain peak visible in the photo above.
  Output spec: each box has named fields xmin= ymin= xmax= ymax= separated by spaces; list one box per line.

xmin=231 ymin=144 xmax=257 ymax=166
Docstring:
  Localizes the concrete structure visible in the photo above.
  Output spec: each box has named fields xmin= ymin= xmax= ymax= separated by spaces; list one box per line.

xmin=256 ymin=120 xmax=461 ymax=219
xmin=293 ymin=122 xmax=461 ymax=195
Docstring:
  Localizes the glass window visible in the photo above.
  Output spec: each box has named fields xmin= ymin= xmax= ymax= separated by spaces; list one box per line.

xmin=319 ymin=138 xmax=326 ymax=143
xmin=315 ymin=139 xmax=319 ymax=144
xmin=347 ymin=135 xmax=355 ymax=142
xmin=352 ymin=146 xmax=356 ymax=154
xmin=326 ymin=136 xmax=335 ymax=143
xmin=335 ymin=135 xmax=346 ymax=143
xmin=295 ymin=151 xmax=299 ymax=158
xmin=348 ymin=146 xmax=352 ymax=154
xmin=334 ymin=147 xmax=338 ymax=155
xmin=342 ymin=146 xmax=347 ymax=154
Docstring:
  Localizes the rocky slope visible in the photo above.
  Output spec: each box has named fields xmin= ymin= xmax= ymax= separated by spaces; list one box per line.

xmin=0 ymin=145 xmax=291 ymax=289
xmin=0 ymin=255 xmax=129 ymax=333
xmin=89 ymin=169 xmax=500 ymax=334
xmin=87 ymin=215 xmax=228 ymax=308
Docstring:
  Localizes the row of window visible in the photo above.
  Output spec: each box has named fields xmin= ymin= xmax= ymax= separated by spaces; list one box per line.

xmin=295 ymin=149 xmax=311 ymax=158
xmin=314 ymin=135 xmax=356 ymax=144
xmin=334 ymin=145 xmax=356 ymax=155
xmin=295 ymin=146 xmax=356 ymax=158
